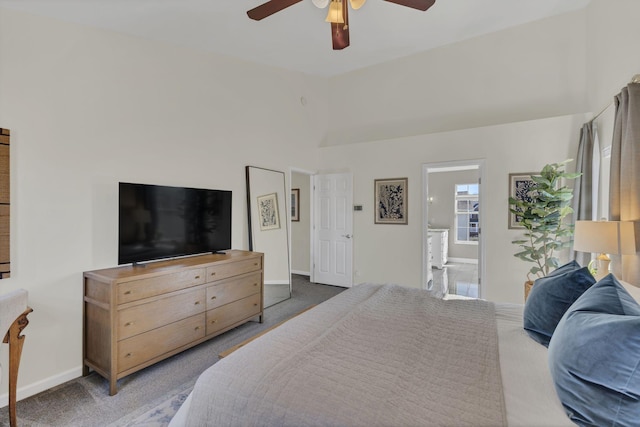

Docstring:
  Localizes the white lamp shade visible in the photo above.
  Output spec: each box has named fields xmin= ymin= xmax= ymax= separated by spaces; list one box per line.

xmin=312 ymin=0 xmax=330 ymax=8
xmin=574 ymin=220 xmax=636 ymax=255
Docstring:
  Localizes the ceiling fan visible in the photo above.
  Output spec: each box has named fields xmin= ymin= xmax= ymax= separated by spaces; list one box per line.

xmin=247 ymin=0 xmax=436 ymax=50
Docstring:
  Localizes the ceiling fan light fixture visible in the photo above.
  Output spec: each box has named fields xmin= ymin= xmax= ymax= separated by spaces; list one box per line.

xmin=247 ymin=0 xmax=435 ymax=50
xmin=312 ymin=0 xmax=330 ymax=8
xmin=325 ymin=0 xmax=345 ymax=24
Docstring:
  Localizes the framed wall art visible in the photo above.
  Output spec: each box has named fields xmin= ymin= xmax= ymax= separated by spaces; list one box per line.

xmin=291 ymin=188 xmax=300 ymax=222
xmin=508 ymin=172 xmax=537 ymax=229
xmin=257 ymin=192 xmax=280 ymax=230
xmin=374 ymin=178 xmax=408 ymax=225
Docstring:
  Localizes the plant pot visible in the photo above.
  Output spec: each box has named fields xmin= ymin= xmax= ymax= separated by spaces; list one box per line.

xmin=524 ymin=280 xmax=534 ymax=301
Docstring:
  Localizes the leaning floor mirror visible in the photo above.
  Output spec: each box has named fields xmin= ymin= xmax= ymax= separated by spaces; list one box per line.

xmin=246 ymin=166 xmax=291 ymax=307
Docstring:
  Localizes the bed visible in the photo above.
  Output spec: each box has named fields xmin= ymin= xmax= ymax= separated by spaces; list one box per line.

xmin=169 ymin=275 xmax=640 ymax=427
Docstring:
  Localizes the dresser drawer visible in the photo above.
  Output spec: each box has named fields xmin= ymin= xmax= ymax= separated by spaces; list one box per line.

xmin=206 ymin=272 xmax=261 ymax=310
xmin=118 ymin=313 xmax=205 ymax=373
xmin=118 ymin=289 xmax=206 ymax=340
xmin=206 ymin=293 xmax=261 ymax=335
xmin=205 ymin=258 xmax=262 ymax=282
xmin=118 ymin=268 xmax=205 ymax=303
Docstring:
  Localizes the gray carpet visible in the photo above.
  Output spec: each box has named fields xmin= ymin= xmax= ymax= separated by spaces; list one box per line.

xmin=0 ymin=275 xmax=344 ymax=427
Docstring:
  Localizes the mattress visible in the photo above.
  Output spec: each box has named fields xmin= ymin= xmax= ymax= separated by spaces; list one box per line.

xmin=170 ymin=284 xmax=572 ymax=426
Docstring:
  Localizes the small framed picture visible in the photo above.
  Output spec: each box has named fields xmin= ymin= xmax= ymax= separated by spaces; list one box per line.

xmin=374 ymin=178 xmax=408 ymax=225
xmin=257 ymin=192 xmax=280 ymax=231
xmin=508 ymin=173 xmax=537 ymax=229
xmin=291 ymin=188 xmax=300 ymax=222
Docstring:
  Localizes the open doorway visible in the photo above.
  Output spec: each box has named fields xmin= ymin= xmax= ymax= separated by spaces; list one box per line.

xmin=422 ymin=160 xmax=486 ymax=299
xmin=290 ymin=169 xmax=314 ymax=279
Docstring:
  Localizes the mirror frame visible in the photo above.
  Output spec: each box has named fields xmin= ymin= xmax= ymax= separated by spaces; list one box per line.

xmin=246 ymin=166 xmax=291 ymax=307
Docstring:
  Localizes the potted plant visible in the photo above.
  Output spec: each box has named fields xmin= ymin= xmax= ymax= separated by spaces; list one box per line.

xmin=508 ymin=160 xmax=581 ymax=298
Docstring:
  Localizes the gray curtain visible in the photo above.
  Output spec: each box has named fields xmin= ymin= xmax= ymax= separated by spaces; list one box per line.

xmin=572 ymin=122 xmax=595 ymax=267
xmin=609 ymin=83 xmax=640 ymax=283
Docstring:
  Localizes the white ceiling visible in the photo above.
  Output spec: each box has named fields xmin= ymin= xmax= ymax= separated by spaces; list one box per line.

xmin=0 ymin=0 xmax=591 ymax=77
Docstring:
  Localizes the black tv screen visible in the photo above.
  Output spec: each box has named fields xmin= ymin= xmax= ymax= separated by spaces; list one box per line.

xmin=118 ymin=182 xmax=232 ymax=265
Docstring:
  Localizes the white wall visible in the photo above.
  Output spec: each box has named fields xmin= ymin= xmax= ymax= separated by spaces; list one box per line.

xmin=319 ymin=114 xmax=588 ymax=303
xmin=318 ymin=2 xmax=640 ymax=303
xmin=0 ymin=8 xmax=327 ymax=404
xmin=291 ymin=172 xmax=311 ymax=275
xmin=317 ymin=10 xmax=591 ymax=303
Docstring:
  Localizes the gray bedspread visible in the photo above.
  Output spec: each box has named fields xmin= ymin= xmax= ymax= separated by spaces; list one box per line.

xmin=185 ymin=283 xmax=507 ymax=427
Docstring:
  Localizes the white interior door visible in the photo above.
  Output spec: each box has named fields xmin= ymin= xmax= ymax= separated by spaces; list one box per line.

xmin=313 ymin=173 xmax=353 ymax=287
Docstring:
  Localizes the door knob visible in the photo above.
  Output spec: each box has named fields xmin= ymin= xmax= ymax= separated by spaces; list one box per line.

xmin=342 ymin=234 xmax=352 ymax=239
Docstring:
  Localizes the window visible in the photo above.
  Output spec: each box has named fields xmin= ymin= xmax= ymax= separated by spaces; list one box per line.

xmin=455 ymin=183 xmax=478 ymax=244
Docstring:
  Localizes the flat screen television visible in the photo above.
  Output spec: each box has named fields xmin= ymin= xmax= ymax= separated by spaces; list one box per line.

xmin=118 ymin=182 xmax=232 ymax=265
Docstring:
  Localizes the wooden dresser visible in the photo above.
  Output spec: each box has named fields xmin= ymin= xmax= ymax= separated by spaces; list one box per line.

xmin=83 ymin=250 xmax=263 ymax=395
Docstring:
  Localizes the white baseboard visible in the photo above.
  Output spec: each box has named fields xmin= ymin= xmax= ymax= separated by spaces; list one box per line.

xmin=0 ymin=366 xmax=81 ymax=409
xmin=448 ymin=257 xmax=478 ymax=265
xmin=264 ymin=280 xmax=289 ymax=285
xmin=291 ymin=270 xmax=310 ymax=277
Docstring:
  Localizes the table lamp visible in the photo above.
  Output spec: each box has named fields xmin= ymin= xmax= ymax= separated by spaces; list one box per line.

xmin=573 ymin=220 xmax=636 ymax=281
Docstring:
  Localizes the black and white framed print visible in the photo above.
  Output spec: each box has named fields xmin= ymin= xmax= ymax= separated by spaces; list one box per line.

xmin=374 ymin=178 xmax=408 ymax=225
xmin=508 ymin=172 xmax=537 ymax=229
xmin=291 ymin=188 xmax=300 ymax=222
xmin=257 ymin=192 xmax=280 ymax=230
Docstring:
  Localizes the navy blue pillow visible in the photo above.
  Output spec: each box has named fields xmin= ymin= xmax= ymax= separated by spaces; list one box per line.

xmin=548 ymin=275 xmax=640 ymax=426
xmin=523 ymin=262 xmax=595 ymax=347
xmin=546 ymin=259 xmax=581 ymax=277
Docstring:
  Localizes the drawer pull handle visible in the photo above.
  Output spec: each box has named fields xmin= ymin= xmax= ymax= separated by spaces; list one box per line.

xmin=124 ymin=322 xmax=134 ymax=327
xmin=254 ymin=263 xmax=258 ymax=266
xmin=211 ymin=272 xmax=216 ymax=276
xmin=210 ymin=296 xmax=217 ymax=300
xmin=253 ymin=283 xmax=258 ymax=286
xmin=125 ymin=353 xmax=132 ymax=358
xmin=195 ymin=326 xmax=200 ymax=331
xmin=195 ymin=275 xmax=200 ymax=279
xmin=254 ymin=303 xmax=258 ymax=307
xmin=194 ymin=301 xmax=200 ymax=305
xmin=210 ymin=319 xmax=217 ymax=324
xmin=124 ymin=290 xmax=132 ymax=295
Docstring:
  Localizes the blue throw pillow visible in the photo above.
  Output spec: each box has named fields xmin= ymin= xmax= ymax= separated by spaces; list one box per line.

xmin=548 ymin=275 xmax=640 ymax=427
xmin=546 ymin=259 xmax=581 ymax=277
xmin=523 ymin=262 xmax=595 ymax=347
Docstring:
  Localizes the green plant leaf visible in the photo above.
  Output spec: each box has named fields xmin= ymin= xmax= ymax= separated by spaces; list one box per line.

xmin=508 ymin=159 xmax=579 ymax=280
xmin=562 ymin=172 xmax=582 ymax=179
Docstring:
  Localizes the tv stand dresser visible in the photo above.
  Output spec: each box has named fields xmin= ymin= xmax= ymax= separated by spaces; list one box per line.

xmin=82 ymin=250 xmax=263 ymax=395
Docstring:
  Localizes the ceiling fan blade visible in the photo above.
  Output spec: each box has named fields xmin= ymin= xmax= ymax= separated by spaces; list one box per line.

xmin=383 ymin=0 xmax=435 ymax=11
xmin=247 ymin=0 xmax=303 ymax=21
xmin=331 ymin=0 xmax=350 ymax=50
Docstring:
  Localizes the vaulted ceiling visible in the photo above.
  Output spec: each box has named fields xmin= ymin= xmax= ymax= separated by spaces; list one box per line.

xmin=0 ymin=0 xmax=591 ymax=76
